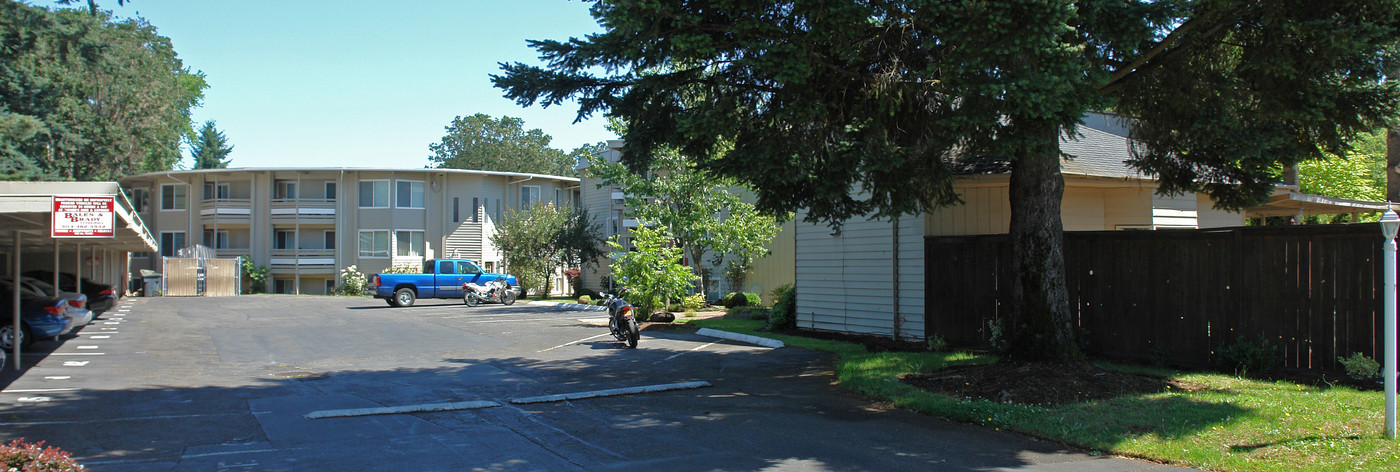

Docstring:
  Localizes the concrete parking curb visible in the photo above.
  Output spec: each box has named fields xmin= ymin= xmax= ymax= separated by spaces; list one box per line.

xmin=695 ymin=328 xmax=785 ymax=348
xmin=304 ymin=400 xmax=501 ymax=419
xmin=511 ymin=381 xmax=712 ymax=404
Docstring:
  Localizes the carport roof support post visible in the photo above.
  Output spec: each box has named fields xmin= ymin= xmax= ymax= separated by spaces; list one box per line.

xmin=11 ymin=230 xmax=20 ymax=371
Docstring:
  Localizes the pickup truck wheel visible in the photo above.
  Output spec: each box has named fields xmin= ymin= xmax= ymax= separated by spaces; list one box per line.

xmin=393 ymin=288 xmax=416 ymax=307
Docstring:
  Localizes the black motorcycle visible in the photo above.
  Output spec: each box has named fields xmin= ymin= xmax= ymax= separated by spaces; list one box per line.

xmin=463 ymin=279 xmax=516 ymax=307
xmin=600 ymin=292 xmax=640 ymax=348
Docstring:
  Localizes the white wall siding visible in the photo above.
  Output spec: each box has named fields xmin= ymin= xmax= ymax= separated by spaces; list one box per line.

xmin=1196 ymin=194 xmax=1246 ymax=228
xmin=1152 ymin=192 xmax=1199 ymax=228
xmin=795 ymin=212 xmax=925 ymax=341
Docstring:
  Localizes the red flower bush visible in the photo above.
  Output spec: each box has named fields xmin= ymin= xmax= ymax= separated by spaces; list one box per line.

xmin=0 ymin=439 xmax=84 ymax=471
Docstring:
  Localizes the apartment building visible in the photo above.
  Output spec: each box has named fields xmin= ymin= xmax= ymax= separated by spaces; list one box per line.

xmin=121 ymin=168 xmax=579 ymax=294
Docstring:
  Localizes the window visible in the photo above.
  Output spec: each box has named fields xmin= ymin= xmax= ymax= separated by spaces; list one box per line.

xmin=495 ymin=199 xmax=502 ymax=222
xmin=275 ymin=230 xmax=296 ymax=250
xmin=325 ymin=279 xmax=336 ymax=294
xmin=438 ymin=260 xmax=456 ymax=274
xmin=202 ymin=230 xmax=229 ymax=249
xmin=203 ymin=182 xmax=229 ymax=200
xmin=325 ymin=182 xmax=337 ymax=200
xmin=274 ymin=279 xmax=292 ymax=294
xmin=160 ymin=232 xmax=185 ymax=257
xmin=132 ymin=188 xmax=149 ymax=213
xmin=395 ymin=231 xmax=424 ymax=258
xmin=555 ymin=188 xmax=562 ymax=207
xmin=452 ymin=197 xmax=460 ymax=223
xmin=457 ymin=260 xmax=482 ymax=275
xmin=131 ymin=251 xmax=150 ymax=259
xmin=275 ymin=181 xmax=297 ymax=199
xmin=521 ymin=186 xmax=541 ymax=210
xmin=396 ymin=180 xmax=424 ymax=209
xmin=324 ymin=231 xmax=335 ymax=250
xmin=160 ymin=184 xmax=186 ymax=210
xmin=358 ymin=180 xmax=389 ymax=208
xmin=358 ymin=231 xmax=389 ymax=258
xmin=472 ymin=197 xmax=480 ymax=223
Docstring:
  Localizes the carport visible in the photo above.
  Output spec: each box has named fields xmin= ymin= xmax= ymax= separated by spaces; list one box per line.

xmin=0 ymin=181 xmax=157 ymax=370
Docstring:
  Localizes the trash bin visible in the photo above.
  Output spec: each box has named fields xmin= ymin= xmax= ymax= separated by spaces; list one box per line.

xmin=143 ymin=274 xmax=162 ymax=297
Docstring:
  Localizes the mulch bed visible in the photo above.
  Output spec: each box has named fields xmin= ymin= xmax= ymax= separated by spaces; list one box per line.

xmin=902 ymin=361 xmax=1205 ymax=407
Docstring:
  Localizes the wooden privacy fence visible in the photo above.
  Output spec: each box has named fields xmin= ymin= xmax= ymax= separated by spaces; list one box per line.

xmin=925 ymin=224 xmax=1388 ymax=372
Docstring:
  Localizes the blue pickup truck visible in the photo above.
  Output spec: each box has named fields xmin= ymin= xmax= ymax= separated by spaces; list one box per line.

xmin=369 ymin=259 xmax=519 ymax=307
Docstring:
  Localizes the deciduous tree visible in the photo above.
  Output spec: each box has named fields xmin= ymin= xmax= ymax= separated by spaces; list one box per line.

xmin=495 ymin=0 xmax=1400 ymax=362
xmin=429 ymin=113 xmax=575 ymax=176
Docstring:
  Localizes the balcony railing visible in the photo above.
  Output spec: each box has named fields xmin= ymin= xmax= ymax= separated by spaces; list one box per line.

xmin=270 ymin=199 xmax=336 ymax=223
xmin=199 ymin=199 xmax=252 ymax=223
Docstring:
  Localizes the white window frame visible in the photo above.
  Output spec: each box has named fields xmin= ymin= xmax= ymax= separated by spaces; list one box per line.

xmin=275 ymin=181 xmax=297 ymax=200
xmin=324 ymin=182 xmax=337 ymax=200
xmin=160 ymin=231 xmax=185 ymax=257
xmin=274 ymin=230 xmax=297 ymax=250
xmin=396 ymin=180 xmax=425 ymax=209
xmin=358 ymin=180 xmax=390 ymax=208
xmin=203 ymin=182 xmax=230 ymax=200
xmin=160 ymin=184 xmax=186 ymax=211
xmin=521 ymin=185 xmax=541 ymax=210
xmin=203 ymin=229 xmax=229 ymax=249
xmin=395 ymin=230 xmax=425 ymax=258
xmin=358 ymin=230 xmax=389 ymax=258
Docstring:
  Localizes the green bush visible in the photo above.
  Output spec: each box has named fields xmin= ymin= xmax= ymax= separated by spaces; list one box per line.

xmin=743 ymin=292 xmax=761 ymax=307
xmin=765 ymin=283 xmax=795 ymax=331
xmin=926 ymin=334 xmax=948 ymax=352
xmin=577 ymin=295 xmax=592 ymax=305
xmin=728 ymin=305 xmax=770 ymax=321
xmin=1338 ymin=352 xmax=1381 ymax=380
xmin=667 ymin=302 xmax=685 ymax=312
xmin=721 ymin=292 xmax=761 ymax=308
xmin=1221 ymin=334 xmax=1280 ymax=376
xmin=0 ymin=439 xmax=83 ymax=471
xmin=683 ymin=293 xmax=705 ymax=310
xmin=240 ymin=257 xmax=269 ymax=294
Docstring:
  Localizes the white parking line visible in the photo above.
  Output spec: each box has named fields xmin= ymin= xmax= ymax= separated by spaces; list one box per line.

xmin=17 ymin=397 xmax=51 ymax=403
xmin=50 ymin=353 xmax=103 ymax=356
xmin=77 ymin=346 xmax=99 ymax=350
xmin=44 ymin=376 xmax=71 ymax=380
xmin=89 ymin=335 xmax=111 ymax=339
xmin=656 ymin=341 xmax=719 ymax=364
xmin=511 ymin=381 xmax=712 ymax=404
xmin=538 ymin=333 xmax=611 ymax=353
xmin=2 ymin=388 xmax=79 ymax=394
xmin=304 ymin=400 xmax=500 ymax=419
xmin=63 ymin=361 xmax=89 ymax=366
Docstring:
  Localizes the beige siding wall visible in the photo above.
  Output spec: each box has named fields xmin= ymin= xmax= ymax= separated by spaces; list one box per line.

xmin=743 ymin=218 xmax=795 ymax=304
xmin=1197 ymin=194 xmax=1246 ymax=228
xmin=1062 ymin=187 xmax=1108 ymax=231
xmin=924 ymin=185 xmax=1010 ymax=236
xmin=1103 ymin=187 xmax=1154 ymax=229
xmin=795 ymin=211 xmax=925 ymax=341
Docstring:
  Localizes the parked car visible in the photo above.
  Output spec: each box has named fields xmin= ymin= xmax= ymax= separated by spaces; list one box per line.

xmin=21 ymin=270 xmax=117 ymax=315
xmin=1 ymin=277 xmax=91 ymax=330
xmin=0 ymin=284 xmax=71 ymax=351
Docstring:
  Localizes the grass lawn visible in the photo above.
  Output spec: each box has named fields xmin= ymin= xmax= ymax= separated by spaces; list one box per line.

xmin=690 ymin=318 xmax=1392 ymax=472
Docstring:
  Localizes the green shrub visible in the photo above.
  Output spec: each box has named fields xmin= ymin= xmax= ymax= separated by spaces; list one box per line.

xmin=240 ymin=257 xmax=269 ymax=294
xmin=926 ymin=334 xmax=948 ymax=352
xmin=577 ymin=295 xmax=592 ymax=305
xmin=743 ymin=292 xmax=761 ymax=307
xmin=1221 ymin=334 xmax=1280 ymax=376
xmin=667 ymin=302 xmax=685 ymax=312
xmin=720 ymin=292 xmax=746 ymax=308
xmin=987 ymin=318 xmax=1007 ymax=352
xmin=728 ymin=305 xmax=770 ymax=321
xmin=683 ymin=293 xmax=705 ymax=310
xmin=1338 ymin=352 xmax=1381 ymax=380
xmin=0 ymin=439 xmax=83 ymax=471
xmin=765 ymin=283 xmax=795 ymax=330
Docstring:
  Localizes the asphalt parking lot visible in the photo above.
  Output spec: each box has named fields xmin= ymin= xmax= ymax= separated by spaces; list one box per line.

xmin=0 ymin=295 xmax=1194 ymax=471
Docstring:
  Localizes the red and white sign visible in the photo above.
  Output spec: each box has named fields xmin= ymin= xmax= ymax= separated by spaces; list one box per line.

xmin=52 ymin=195 xmax=116 ymax=238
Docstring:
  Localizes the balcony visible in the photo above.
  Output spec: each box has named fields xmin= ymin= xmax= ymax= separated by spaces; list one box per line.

xmin=269 ymin=249 xmax=336 ymax=274
xmin=199 ymin=199 xmax=252 ymax=224
xmin=270 ymin=199 xmax=337 ymax=224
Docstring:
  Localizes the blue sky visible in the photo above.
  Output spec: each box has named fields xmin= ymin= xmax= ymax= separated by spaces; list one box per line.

xmin=103 ymin=1 xmax=615 ymax=169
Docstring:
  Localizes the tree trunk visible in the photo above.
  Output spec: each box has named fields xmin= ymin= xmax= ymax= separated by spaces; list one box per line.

xmin=1005 ymin=124 xmax=1080 ymax=363
xmin=1388 ymin=126 xmax=1399 ymax=203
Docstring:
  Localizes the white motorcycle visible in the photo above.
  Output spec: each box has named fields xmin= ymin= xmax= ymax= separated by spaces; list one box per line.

xmin=463 ymin=279 xmax=516 ymax=307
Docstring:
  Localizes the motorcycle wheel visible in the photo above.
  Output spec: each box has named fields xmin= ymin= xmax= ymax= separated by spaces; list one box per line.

xmin=502 ymin=292 xmax=516 ymax=306
xmin=626 ymin=318 xmax=639 ymax=349
xmin=464 ymin=294 xmax=480 ymax=307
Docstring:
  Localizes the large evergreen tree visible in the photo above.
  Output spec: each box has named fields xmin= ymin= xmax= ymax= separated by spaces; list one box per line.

xmin=190 ymin=120 xmax=234 ymax=169
xmin=495 ymin=0 xmax=1400 ymax=362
